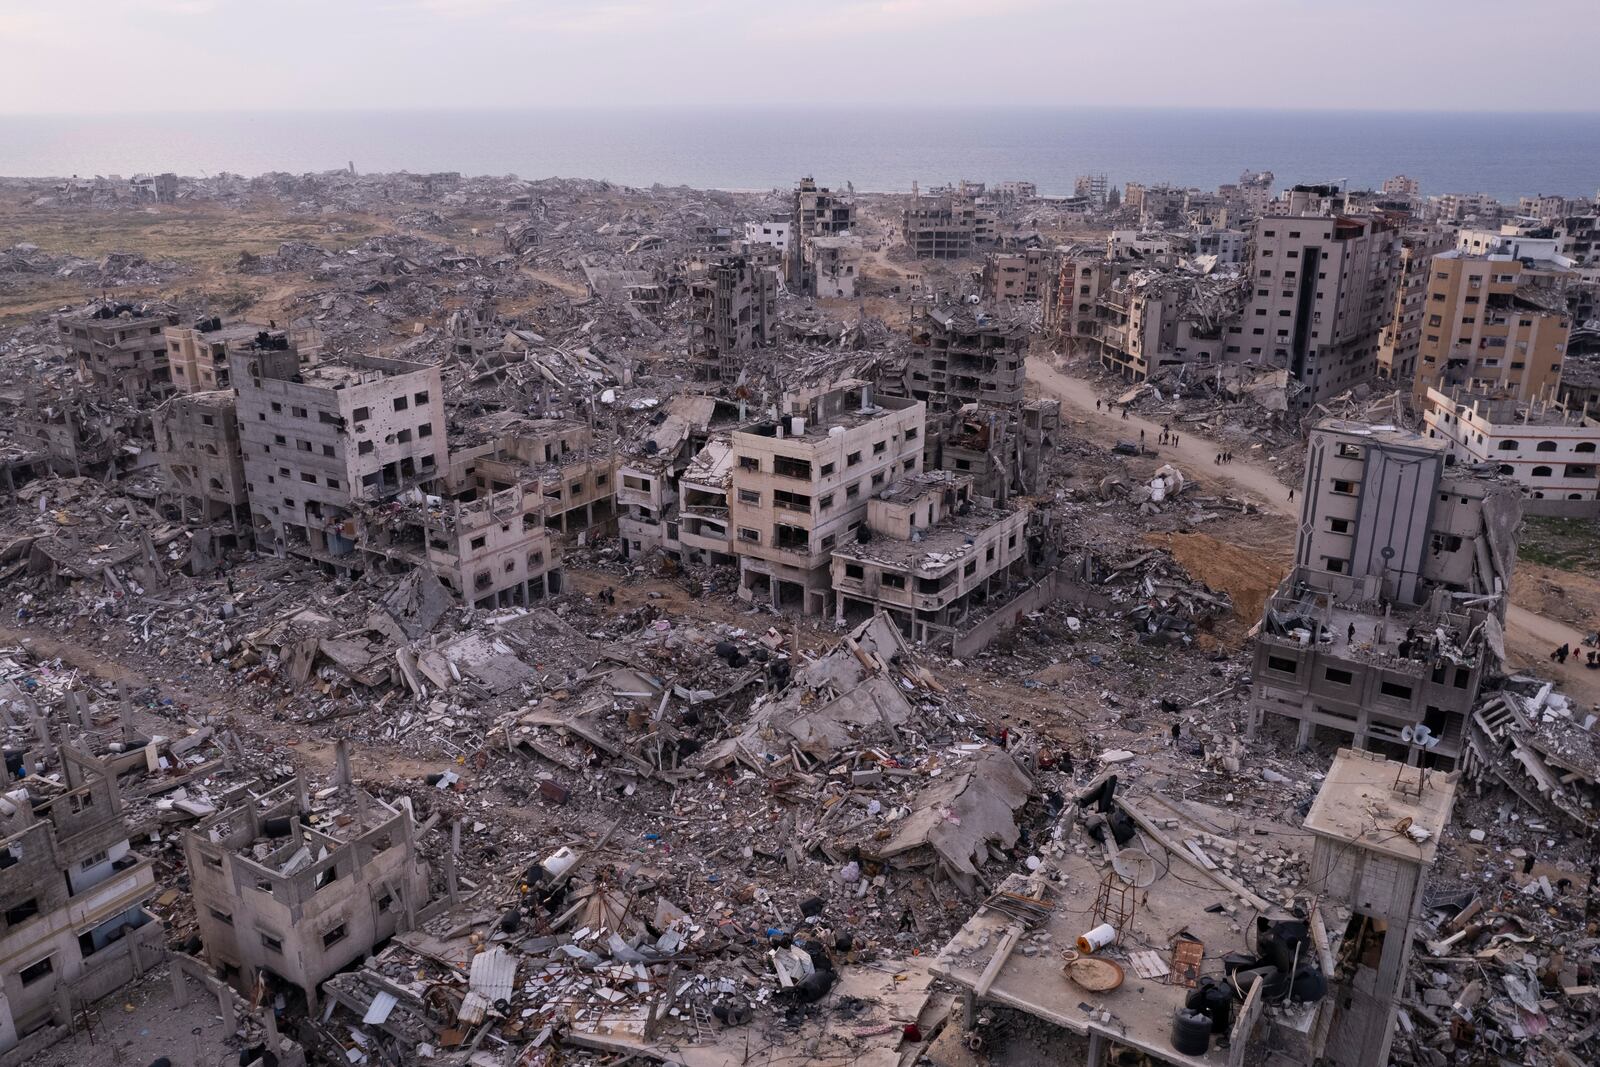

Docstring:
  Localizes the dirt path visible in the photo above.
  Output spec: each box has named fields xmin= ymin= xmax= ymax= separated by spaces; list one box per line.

xmin=1028 ymin=360 xmax=1295 ymax=511
xmin=1027 ymin=360 xmax=1600 ymax=708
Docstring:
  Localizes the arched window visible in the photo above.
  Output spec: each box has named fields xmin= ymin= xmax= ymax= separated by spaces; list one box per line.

xmin=1532 ymin=466 xmax=1553 ymax=477
xmin=1497 ymin=439 xmax=1519 ymax=451
xmin=1568 ymin=493 xmax=1585 ymax=501
xmin=1576 ymin=442 xmax=1596 ymax=453
xmin=1536 ymin=441 xmax=1558 ymax=452
xmin=1498 ymin=464 xmax=1514 ymax=475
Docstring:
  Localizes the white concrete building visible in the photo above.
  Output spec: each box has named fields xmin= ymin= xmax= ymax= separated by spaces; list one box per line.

xmin=743 ymin=213 xmax=791 ymax=255
xmin=1421 ymin=386 xmax=1600 ymax=500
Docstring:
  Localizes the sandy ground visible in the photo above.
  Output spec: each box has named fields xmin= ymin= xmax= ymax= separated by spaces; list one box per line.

xmin=29 ymin=966 xmax=237 ymax=1067
xmin=1026 ymin=359 xmax=1600 ymax=709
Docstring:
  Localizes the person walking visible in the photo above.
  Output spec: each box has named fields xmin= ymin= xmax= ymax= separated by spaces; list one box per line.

xmin=1288 ymin=488 xmax=1295 ymax=502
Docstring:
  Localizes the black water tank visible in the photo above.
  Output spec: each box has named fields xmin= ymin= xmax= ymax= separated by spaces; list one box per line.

xmin=1171 ymin=1008 xmax=1211 ymax=1056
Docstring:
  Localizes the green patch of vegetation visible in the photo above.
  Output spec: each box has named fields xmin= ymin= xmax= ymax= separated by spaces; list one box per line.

xmin=1519 ymin=515 xmax=1600 ymax=575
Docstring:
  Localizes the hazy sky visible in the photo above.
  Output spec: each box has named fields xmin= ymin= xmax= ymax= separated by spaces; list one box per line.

xmin=2 ymin=0 xmax=1592 ymax=114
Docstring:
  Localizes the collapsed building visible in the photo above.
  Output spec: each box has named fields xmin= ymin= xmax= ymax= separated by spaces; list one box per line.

xmin=902 ymin=305 xmax=1028 ymax=410
xmin=1249 ymin=420 xmax=1521 ymax=767
xmin=0 ymin=746 xmax=164 ymax=1055
xmin=687 ymin=252 xmax=776 ymax=381
xmin=55 ymin=301 xmax=177 ymax=400
xmin=184 ymin=779 xmax=431 ymax=1013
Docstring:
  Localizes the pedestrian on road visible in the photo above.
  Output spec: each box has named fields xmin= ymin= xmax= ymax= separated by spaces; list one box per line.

xmin=1214 ymin=453 xmax=1220 ymax=465
xmin=1347 ymin=623 xmax=1356 ymax=645
xmin=1095 ymin=399 xmax=1101 ymax=412
xmin=1173 ymin=434 xmax=1179 ymax=446
xmin=1288 ymin=488 xmax=1295 ymax=502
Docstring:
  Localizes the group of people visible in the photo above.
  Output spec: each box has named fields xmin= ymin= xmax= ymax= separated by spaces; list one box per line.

xmin=1157 ymin=422 xmax=1180 ymax=446
xmin=1214 ymin=451 xmax=1235 ymax=464
xmin=1550 ymin=642 xmax=1600 ymax=669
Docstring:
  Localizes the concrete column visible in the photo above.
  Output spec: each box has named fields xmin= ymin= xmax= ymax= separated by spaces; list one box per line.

xmin=170 ymin=964 xmax=190 ymax=1006
xmin=1086 ymin=1031 xmax=1109 ymax=1066
xmin=1353 ymin=711 xmax=1370 ymax=750
xmin=217 ymin=984 xmax=238 ymax=1032
xmin=334 ymin=740 xmax=352 ymax=788
xmin=1295 ymin=717 xmax=1313 ymax=750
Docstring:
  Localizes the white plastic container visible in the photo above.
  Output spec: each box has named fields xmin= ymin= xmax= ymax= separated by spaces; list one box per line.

xmin=1077 ymin=923 xmax=1117 ymax=954
xmin=543 ymin=846 xmax=579 ymax=879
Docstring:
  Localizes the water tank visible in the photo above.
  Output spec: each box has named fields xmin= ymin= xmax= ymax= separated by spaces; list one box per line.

xmin=792 ymin=417 xmax=806 ymax=435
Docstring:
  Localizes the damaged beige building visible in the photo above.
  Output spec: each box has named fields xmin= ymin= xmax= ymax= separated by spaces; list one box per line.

xmin=184 ymin=781 xmax=430 ymax=1013
xmin=55 ymin=302 xmax=175 ymax=400
xmin=152 ymin=389 xmax=251 ymax=536
xmin=688 ymin=253 xmax=776 ymax=381
xmin=904 ymin=306 xmax=1028 ymax=410
xmin=1250 ymin=421 xmax=1521 ymax=768
xmin=1 ymin=747 xmax=163 ymax=1056
xmin=730 ymin=381 xmax=924 ymax=615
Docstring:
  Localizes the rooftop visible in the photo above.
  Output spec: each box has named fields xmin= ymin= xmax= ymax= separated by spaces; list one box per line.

xmin=1303 ymin=748 xmax=1459 ymax=864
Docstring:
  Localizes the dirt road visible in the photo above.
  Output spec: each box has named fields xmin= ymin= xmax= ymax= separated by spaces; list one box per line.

xmin=1028 ymin=360 xmax=1600 ymax=707
xmin=1028 ymin=360 xmax=1295 ymax=511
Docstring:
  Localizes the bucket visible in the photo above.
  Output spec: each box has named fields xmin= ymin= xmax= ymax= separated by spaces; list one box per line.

xmin=1077 ymin=923 xmax=1116 ymax=954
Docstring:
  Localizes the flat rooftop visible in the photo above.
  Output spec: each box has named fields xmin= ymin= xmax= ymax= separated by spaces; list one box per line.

xmin=1315 ymin=418 xmax=1444 ymax=453
xmin=1303 ymin=749 xmax=1458 ymax=864
xmin=836 ymin=506 xmax=1025 ymax=573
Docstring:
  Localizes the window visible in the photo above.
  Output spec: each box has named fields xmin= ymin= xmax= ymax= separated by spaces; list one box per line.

xmin=19 ymin=956 xmax=53 ymax=985
xmin=470 ymin=535 xmax=486 ymax=550
xmin=904 ymin=428 xmax=918 ymax=442
xmin=1380 ymin=681 xmax=1413 ymax=700
xmin=271 ymin=402 xmax=283 ymax=413
xmin=326 ymin=478 xmax=340 ymax=490
xmin=738 ymin=527 xmax=760 ymax=543
xmin=1536 ymin=441 xmax=1558 ymax=452
xmin=1325 ymin=558 xmax=1346 ymax=574
xmin=738 ymin=456 xmax=760 ymax=472
xmin=872 ymin=441 xmax=886 ymax=456
xmin=1532 ymin=466 xmax=1552 ymax=477
xmin=738 ymin=489 xmax=760 ymax=505
xmin=291 ymin=406 xmax=307 ymax=419
xmin=358 ymin=440 xmax=374 ymax=455
xmin=870 ymin=471 xmax=885 ymax=486
xmin=322 ymin=444 xmax=335 ymax=457
xmin=4 ymin=898 xmax=40 ymax=927
xmin=820 ymin=462 xmax=835 ymax=476
xmin=274 ymin=434 xmax=287 ymax=445
xmin=419 ymin=424 xmax=433 ymax=438
xmin=846 ymin=483 xmax=860 ymax=499
xmin=79 ymin=850 xmax=108 ymax=870
xmin=414 ymin=390 xmax=430 ymax=405
xmin=844 ymin=563 xmax=864 ymax=580
xmin=1331 ymin=479 xmax=1355 ymax=495
xmin=881 ymin=573 xmax=906 ymax=590
xmin=1328 ymin=518 xmax=1350 ymax=534
xmin=396 ymin=429 xmax=412 ymax=444
xmin=323 ymin=924 xmax=348 ymax=949
xmin=1266 ymin=656 xmax=1296 ymax=675
xmin=353 ymin=406 xmax=371 ymax=422
xmin=300 ymin=472 xmax=316 ymax=484
xmin=393 ymin=396 xmax=409 ymax=412
xmin=209 ymin=908 xmax=234 ymax=926
xmin=847 ymin=451 xmax=862 ymax=467
xmin=261 ymin=933 xmax=284 ymax=953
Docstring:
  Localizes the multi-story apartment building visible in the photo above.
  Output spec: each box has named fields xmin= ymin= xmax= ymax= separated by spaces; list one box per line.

xmin=1238 ymin=214 xmax=1400 ymax=410
xmin=805 ymin=236 xmax=863 ymax=299
xmin=1382 ymin=175 xmax=1421 ymax=202
xmin=1043 ymin=248 xmax=1136 ymax=354
xmin=1421 ymin=387 xmax=1600 ymax=500
xmin=164 ymin=319 xmax=313 ymax=394
xmin=688 ymin=253 xmax=776 ymax=381
xmin=236 ymin=354 xmax=446 ymax=567
xmin=1248 ymin=421 xmax=1521 ymax=768
xmin=902 ymin=195 xmax=976 ymax=259
xmin=1412 ymin=250 xmax=1573 ymax=404
xmin=903 ymin=306 xmax=1028 ymax=411
xmin=185 ymin=782 xmax=429 ymax=1014
xmin=1376 ymin=228 xmax=1455 ymax=384
xmin=447 ymin=414 xmax=617 ymax=541
xmin=729 ymin=381 xmax=924 ymax=616
xmin=744 ymin=212 xmax=792 ymax=256
xmin=1 ymin=747 xmax=162 ymax=1054
xmin=830 ymin=472 xmax=1030 ymax=644
xmin=1432 ymin=191 xmax=1502 ymax=224
xmin=981 ymin=247 xmax=1053 ymax=304
xmin=152 ymin=389 xmax=251 ymax=534
xmin=55 ymin=302 xmax=175 ymax=399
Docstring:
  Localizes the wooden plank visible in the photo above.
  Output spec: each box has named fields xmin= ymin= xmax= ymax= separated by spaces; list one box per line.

xmin=1119 ymin=799 xmax=1273 ymax=911
xmin=1183 ymin=839 xmax=1219 ymax=870
xmin=973 ymin=922 xmax=1024 ymax=999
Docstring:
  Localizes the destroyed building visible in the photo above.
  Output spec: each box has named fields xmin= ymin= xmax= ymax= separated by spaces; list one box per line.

xmin=902 ymin=193 xmax=977 ymax=259
xmin=164 ymin=318 xmax=311 ymax=394
xmin=185 ymin=780 xmax=431 ymax=1013
xmin=55 ymin=301 xmax=177 ymax=400
xmin=829 ymin=471 xmax=1033 ymax=643
xmin=152 ymin=389 xmax=252 ymax=537
xmin=1306 ymin=749 xmax=1460 ymax=1067
xmin=1096 ymin=267 xmax=1246 ymax=381
xmin=921 ymin=397 xmax=1059 ymax=502
xmin=237 ymin=354 xmax=445 ymax=566
xmin=802 ymin=235 xmax=863 ymax=299
xmin=447 ymin=412 xmax=616 ymax=542
xmin=1249 ymin=420 xmax=1521 ymax=767
xmin=981 ymin=246 xmax=1054 ymax=304
xmin=1043 ymin=246 xmax=1138 ymax=355
xmin=687 ymin=252 xmax=776 ymax=381
xmin=730 ymin=380 xmax=924 ymax=615
xmin=902 ymin=305 xmax=1028 ymax=410
xmin=0 ymin=746 xmax=164 ymax=1054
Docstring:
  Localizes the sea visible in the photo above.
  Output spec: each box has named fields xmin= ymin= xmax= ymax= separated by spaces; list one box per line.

xmin=2 ymin=107 xmax=1597 ymax=202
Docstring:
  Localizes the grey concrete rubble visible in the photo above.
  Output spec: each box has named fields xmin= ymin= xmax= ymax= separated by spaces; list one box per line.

xmin=0 ymin=167 xmax=1596 ymax=1067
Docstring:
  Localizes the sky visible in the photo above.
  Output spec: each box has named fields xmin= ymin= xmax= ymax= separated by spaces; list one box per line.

xmin=1 ymin=0 xmax=1593 ymax=115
